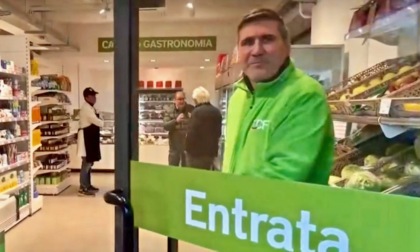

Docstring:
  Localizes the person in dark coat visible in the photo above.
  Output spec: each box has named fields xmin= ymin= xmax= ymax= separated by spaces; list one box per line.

xmin=76 ymin=87 xmax=104 ymax=196
xmin=163 ymin=91 xmax=194 ymax=167
xmin=186 ymin=87 xmax=222 ymax=170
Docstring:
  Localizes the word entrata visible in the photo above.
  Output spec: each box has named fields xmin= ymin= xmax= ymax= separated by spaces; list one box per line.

xmin=98 ymin=36 xmax=217 ymax=52
xmin=185 ymin=189 xmax=349 ymax=252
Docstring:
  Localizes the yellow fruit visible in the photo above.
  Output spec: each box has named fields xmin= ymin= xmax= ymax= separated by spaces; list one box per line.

xmin=383 ymin=72 xmax=396 ymax=81
xmin=352 ymin=86 xmax=367 ymax=95
xmin=340 ymin=94 xmax=349 ymax=101
xmin=369 ymin=78 xmax=382 ymax=87
xmin=403 ymin=103 xmax=420 ymax=112
xmin=398 ymin=65 xmax=413 ymax=75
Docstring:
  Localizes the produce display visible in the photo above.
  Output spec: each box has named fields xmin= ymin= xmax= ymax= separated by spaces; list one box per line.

xmin=332 ymin=141 xmax=420 ymax=196
xmin=328 ymin=54 xmax=420 ymax=102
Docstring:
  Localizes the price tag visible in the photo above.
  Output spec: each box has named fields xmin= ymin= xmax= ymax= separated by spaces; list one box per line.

xmin=379 ymin=98 xmax=392 ymax=115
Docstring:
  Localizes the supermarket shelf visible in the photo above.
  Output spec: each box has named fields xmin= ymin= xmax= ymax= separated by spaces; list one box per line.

xmin=41 ymin=131 xmax=77 ymax=140
xmin=38 ymin=100 xmax=71 ymax=106
xmin=5 ymin=204 xmax=30 ymax=232
xmin=332 ymin=114 xmax=420 ymax=128
xmin=0 ymin=71 xmax=26 ymax=79
xmin=31 ymin=195 xmax=43 ymax=214
xmin=34 ymin=146 xmax=69 ymax=157
xmin=37 ymin=164 xmax=69 ymax=175
xmin=345 ymin=3 xmax=420 ymax=41
xmin=0 ymin=116 xmax=28 ymax=123
xmin=30 ymin=86 xmax=41 ymax=92
xmin=0 ymin=136 xmax=29 ymax=147
xmin=31 ymin=144 xmax=42 ymax=153
xmin=33 ymin=89 xmax=70 ymax=96
xmin=0 ymin=180 xmax=30 ymax=196
xmin=37 ymin=177 xmax=71 ymax=195
xmin=139 ymin=100 xmax=173 ymax=104
xmin=30 ymin=101 xmax=42 ymax=108
xmin=0 ymin=159 xmax=30 ymax=173
xmin=32 ymin=165 xmax=42 ymax=174
xmin=31 ymin=119 xmax=71 ymax=130
xmin=0 ymin=96 xmax=27 ymax=101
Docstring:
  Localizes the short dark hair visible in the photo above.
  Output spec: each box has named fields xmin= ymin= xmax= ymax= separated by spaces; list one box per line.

xmin=237 ymin=8 xmax=290 ymax=45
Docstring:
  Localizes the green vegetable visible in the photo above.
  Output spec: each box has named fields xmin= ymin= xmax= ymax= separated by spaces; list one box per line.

xmin=380 ymin=160 xmax=404 ymax=179
xmin=364 ymin=155 xmax=379 ymax=167
xmin=379 ymin=174 xmax=398 ymax=190
xmin=341 ymin=164 xmax=361 ymax=179
xmin=385 ymin=143 xmax=410 ymax=156
xmin=404 ymin=161 xmax=420 ymax=176
xmin=344 ymin=171 xmax=381 ymax=192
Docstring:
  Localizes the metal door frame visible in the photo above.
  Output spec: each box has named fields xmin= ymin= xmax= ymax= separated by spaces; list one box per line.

xmin=113 ymin=0 xmax=139 ymax=251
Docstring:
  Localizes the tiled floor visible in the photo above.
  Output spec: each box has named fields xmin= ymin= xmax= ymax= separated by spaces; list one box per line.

xmin=5 ymin=173 xmax=211 ymax=252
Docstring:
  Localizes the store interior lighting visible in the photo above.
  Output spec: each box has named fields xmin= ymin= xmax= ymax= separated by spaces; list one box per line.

xmin=186 ymin=2 xmax=194 ymax=9
xmin=204 ymin=58 xmax=210 ymax=62
xmin=104 ymin=59 xmax=109 ymax=63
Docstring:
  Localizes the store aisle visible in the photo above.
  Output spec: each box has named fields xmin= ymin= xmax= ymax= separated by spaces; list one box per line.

xmin=5 ymin=173 xmax=211 ymax=252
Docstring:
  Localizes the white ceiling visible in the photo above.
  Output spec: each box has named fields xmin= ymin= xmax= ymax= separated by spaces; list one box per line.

xmin=0 ymin=0 xmax=292 ymax=70
xmin=32 ymin=0 xmax=281 ymax=24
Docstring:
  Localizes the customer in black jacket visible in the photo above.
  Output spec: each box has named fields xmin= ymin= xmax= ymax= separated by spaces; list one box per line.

xmin=163 ymin=91 xmax=194 ymax=167
xmin=186 ymin=87 xmax=222 ymax=170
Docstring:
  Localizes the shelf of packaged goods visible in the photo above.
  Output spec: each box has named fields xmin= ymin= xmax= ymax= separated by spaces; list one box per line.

xmin=0 ymin=96 xmax=27 ymax=101
xmin=32 ymin=89 xmax=70 ymax=96
xmin=345 ymin=3 xmax=420 ymax=41
xmin=32 ymin=165 xmax=42 ymax=174
xmin=41 ymin=131 xmax=76 ymax=140
xmin=36 ymin=164 xmax=69 ymax=175
xmin=0 ymin=136 xmax=29 ymax=147
xmin=37 ymin=177 xmax=71 ymax=195
xmin=139 ymin=100 xmax=173 ymax=104
xmin=0 ymin=71 xmax=26 ymax=79
xmin=0 ymin=159 xmax=30 ymax=174
xmin=332 ymin=114 xmax=420 ymax=128
xmin=30 ymin=86 xmax=41 ymax=93
xmin=5 ymin=204 xmax=30 ymax=232
xmin=31 ymin=195 xmax=43 ymax=214
xmin=31 ymin=119 xmax=71 ymax=131
xmin=0 ymin=117 xmax=28 ymax=123
xmin=31 ymin=144 xmax=42 ymax=153
xmin=38 ymin=100 xmax=71 ymax=106
xmin=0 ymin=180 xmax=30 ymax=196
xmin=30 ymin=101 xmax=42 ymax=108
xmin=34 ymin=146 xmax=69 ymax=157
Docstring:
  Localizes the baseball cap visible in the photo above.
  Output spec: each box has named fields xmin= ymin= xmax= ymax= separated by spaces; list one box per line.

xmin=83 ymin=87 xmax=98 ymax=97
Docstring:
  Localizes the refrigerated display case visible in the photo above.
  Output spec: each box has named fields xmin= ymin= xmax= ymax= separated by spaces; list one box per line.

xmin=138 ymin=88 xmax=182 ymax=145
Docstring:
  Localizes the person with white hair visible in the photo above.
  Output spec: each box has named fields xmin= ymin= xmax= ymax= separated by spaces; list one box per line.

xmin=185 ymin=86 xmax=222 ymax=170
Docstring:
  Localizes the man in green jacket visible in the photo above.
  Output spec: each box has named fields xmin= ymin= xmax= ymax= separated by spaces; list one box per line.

xmin=223 ymin=8 xmax=335 ymax=185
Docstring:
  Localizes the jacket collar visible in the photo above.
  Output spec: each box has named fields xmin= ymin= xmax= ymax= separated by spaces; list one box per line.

xmin=236 ymin=58 xmax=295 ymax=94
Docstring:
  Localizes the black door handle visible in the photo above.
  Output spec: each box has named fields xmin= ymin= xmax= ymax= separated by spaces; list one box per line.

xmin=104 ymin=189 xmax=135 ymax=252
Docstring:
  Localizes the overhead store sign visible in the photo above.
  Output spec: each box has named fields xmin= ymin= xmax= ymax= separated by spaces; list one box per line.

xmin=98 ymin=36 xmax=217 ymax=52
xmin=131 ymin=162 xmax=420 ymax=252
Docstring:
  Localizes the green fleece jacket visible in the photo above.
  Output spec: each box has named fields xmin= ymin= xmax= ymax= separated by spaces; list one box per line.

xmin=222 ymin=62 xmax=335 ymax=185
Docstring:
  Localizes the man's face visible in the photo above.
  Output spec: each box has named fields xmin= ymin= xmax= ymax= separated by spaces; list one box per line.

xmin=238 ymin=20 xmax=290 ymax=83
xmin=175 ymin=92 xmax=186 ymax=108
xmin=86 ymin=94 xmax=96 ymax=105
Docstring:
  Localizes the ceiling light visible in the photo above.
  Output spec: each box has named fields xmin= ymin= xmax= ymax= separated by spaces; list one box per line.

xmin=200 ymin=66 xmax=205 ymax=69
xmin=150 ymin=59 xmax=156 ymax=62
xmin=99 ymin=8 xmax=106 ymax=14
xmin=104 ymin=59 xmax=110 ymax=63
xmin=204 ymin=58 xmax=210 ymax=62
xmin=186 ymin=2 xmax=194 ymax=9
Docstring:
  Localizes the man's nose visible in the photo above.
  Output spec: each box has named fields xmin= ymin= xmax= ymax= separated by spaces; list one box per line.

xmin=251 ymin=39 xmax=264 ymax=55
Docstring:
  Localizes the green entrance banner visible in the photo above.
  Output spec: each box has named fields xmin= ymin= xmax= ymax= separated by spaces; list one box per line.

xmin=0 ymin=231 xmax=4 ymax=252
xmin=98 ymin=36 xmax=217 ymax=52
xmin=131 ymin=162 xmax=420 ymax=252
